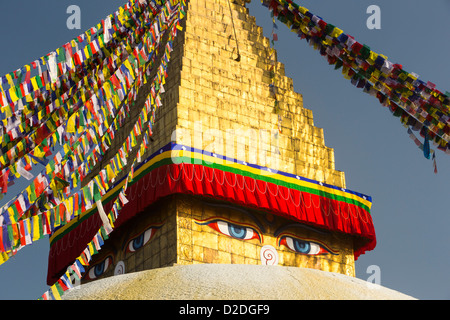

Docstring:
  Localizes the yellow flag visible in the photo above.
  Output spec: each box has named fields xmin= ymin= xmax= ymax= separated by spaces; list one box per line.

xmin=103 ymin=82 xmax=112 ymax=100
xmin=25 ymin=93 xmax=34 ymax=103
xmin=38 ymin=109 xmax=45 ymax=121
xmin=0 ymin=252 xmax=9 ymax=266
xmin=5 ymin=74 xmax=14 ymax=87
xmin=8 ymin=88 xmax=18 ymax=103
xmin=7 ymin=207 xmax=16 ymax=224
xmin=331 ymin=27 xmax=343 ymax=38
xmin=52 ymin=111 xmax=60 ymax=123
xmin=113 ymin=93 xmax=121 ymax=109
xmin=84 ymin=46 xmax=90 ymax=60
xmin=63 ymin=143 xmax=71 ymax=157
xmin=124 ymin=60 xmax=135 ymax=79
xmin=106 ymin=164 xmax=116 ymax=181
xmin=115 ymin=154 xmax=123 ymax=170
xmin=31 ymin=77 xmax=39 ymax=91
xmin=71 ymin=172 xmax=78 ymax=188
xmin=2 ymin=106 xmax=12 ymax=118
xmin=368 ymin=51 xmax=378 ymax=64
xmin=0 ymin=154 xmax=6 ymax=166
xmin=17 ymin=140 xmax=24 ymax=153
xmin=67 ymin=113 xmax=76 ymax=133
xmin=67 ymin=197 xmax=74 ymax=218
xmin=88 ymin=242 xmax=95 ymax=256
xmin=32 ymin=215 xmax=40 ymax=241
xmin=50 ymin=284 xmax=62 ymax=300
xmin=33 ymin=145 xmax=46 ymax=159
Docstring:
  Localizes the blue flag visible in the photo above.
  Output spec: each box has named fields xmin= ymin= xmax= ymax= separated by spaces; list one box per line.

xmin=423 ymin=132 xmax=430 ymax=159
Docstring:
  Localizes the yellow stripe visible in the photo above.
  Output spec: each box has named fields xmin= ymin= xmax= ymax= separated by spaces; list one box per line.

xmin=174 ymin=149 xmax=372 ymax=209
xmin=50 ymin=148 xmax=371 ymax=243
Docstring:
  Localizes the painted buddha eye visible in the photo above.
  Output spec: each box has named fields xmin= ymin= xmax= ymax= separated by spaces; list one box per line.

xmin=86 ymin=256 xmax=113 ymax=280
xmin=196 ymin=218 xmax=262 ymax=242
xmin=279 ymin=235 xmax=338 ymax=256
xmin=217 ymin=221 xmax=257 ymax=240
xmin=126 ymin=227 xmax=157 ymax=253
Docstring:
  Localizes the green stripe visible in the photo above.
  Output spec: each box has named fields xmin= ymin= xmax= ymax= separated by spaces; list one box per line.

xmin=50 ymin=155 xmax=370 ymax=246
xmin=172 ymin=156 xmax=371 ymax=212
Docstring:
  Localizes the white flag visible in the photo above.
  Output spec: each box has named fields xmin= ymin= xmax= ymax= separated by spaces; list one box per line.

xmin=48 ymin=52 xmax=58 ymax=83
xmin=104 ymin=16 xmax=112 ymax=43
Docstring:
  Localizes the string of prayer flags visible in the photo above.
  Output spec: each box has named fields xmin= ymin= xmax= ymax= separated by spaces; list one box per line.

xmin=1 ymin=1 xmax=170 ymax=200
xmin=261 ymin=0 xmax=450 ymax=159
xmin=0 ymin=34 xmax=137 ymax=172
xmin=0 ymin=0 xmax=151 ymax=103
xmin=0 ymin=0 xmax=158 ymax=155
xmin=3 ymin=0 xmax=183 ymax=268
xmin=39 ymin=0 xmax=185 ymax=299
xmin=2 ymin=0 xmax=178 ymax=299
xmin=0 ymin=6 xmax=121 ymax=219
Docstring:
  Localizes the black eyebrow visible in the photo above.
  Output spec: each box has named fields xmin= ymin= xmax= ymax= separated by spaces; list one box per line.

xmin=121 ymin=221 xmax=165 ymax=252
xmin=200 ymin=200 xmax=266 ymax=233
xmin=274 ymin=223 xmax=330 ymax=238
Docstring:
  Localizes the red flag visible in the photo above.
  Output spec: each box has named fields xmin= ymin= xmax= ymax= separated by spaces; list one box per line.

xmin=110 ymin=75 xmax=121 ymax=90
xmin=0 ymin=226 xmax=5 ymax=252
xmin=19 ymin=220 xmax=26 ymax=246
xmin=0 ymin=170 xmax=8 ymax=194
xmin=58 ymin=279 xmax=69 ymax=292
xmin=89 ymin=42 xmax=97 ymax=55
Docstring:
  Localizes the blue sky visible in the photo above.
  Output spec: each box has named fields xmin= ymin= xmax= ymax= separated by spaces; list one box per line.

xmin=246 ymin=0 xmax=450 ymax=300
xmin=0 ymin=0 xmax=449 ymax=300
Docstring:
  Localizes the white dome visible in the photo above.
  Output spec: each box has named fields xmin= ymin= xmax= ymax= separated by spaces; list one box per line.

xmin=62 ymin=264 xmax=416 ymax=300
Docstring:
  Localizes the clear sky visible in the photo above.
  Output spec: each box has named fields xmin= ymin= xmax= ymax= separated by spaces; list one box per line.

xmin=0 ymin=0 xmax=449 ymax=300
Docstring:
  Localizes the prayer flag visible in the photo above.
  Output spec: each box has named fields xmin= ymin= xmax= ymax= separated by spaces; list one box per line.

xmin=423 ymin=131 xmax=430 ymax=159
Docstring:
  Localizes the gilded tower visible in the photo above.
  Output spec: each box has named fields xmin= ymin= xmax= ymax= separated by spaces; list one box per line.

xmin=47 ymin=0 xmax=375 ymax=286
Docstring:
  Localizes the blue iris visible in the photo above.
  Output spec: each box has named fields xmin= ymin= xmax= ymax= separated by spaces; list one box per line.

xmin=94 ymin=261 xmax=106 ymax=277
xmin=131 ymin=234 xmax=144 ymax=250
xmin=293 ymin=239 xmax=311 ymax=254
xmin=228 ymin=224 xmax=247 ymax=239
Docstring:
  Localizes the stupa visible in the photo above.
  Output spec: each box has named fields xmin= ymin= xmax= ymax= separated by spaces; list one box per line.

xmin=44 ymin=0 xmax=403 ymax=299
